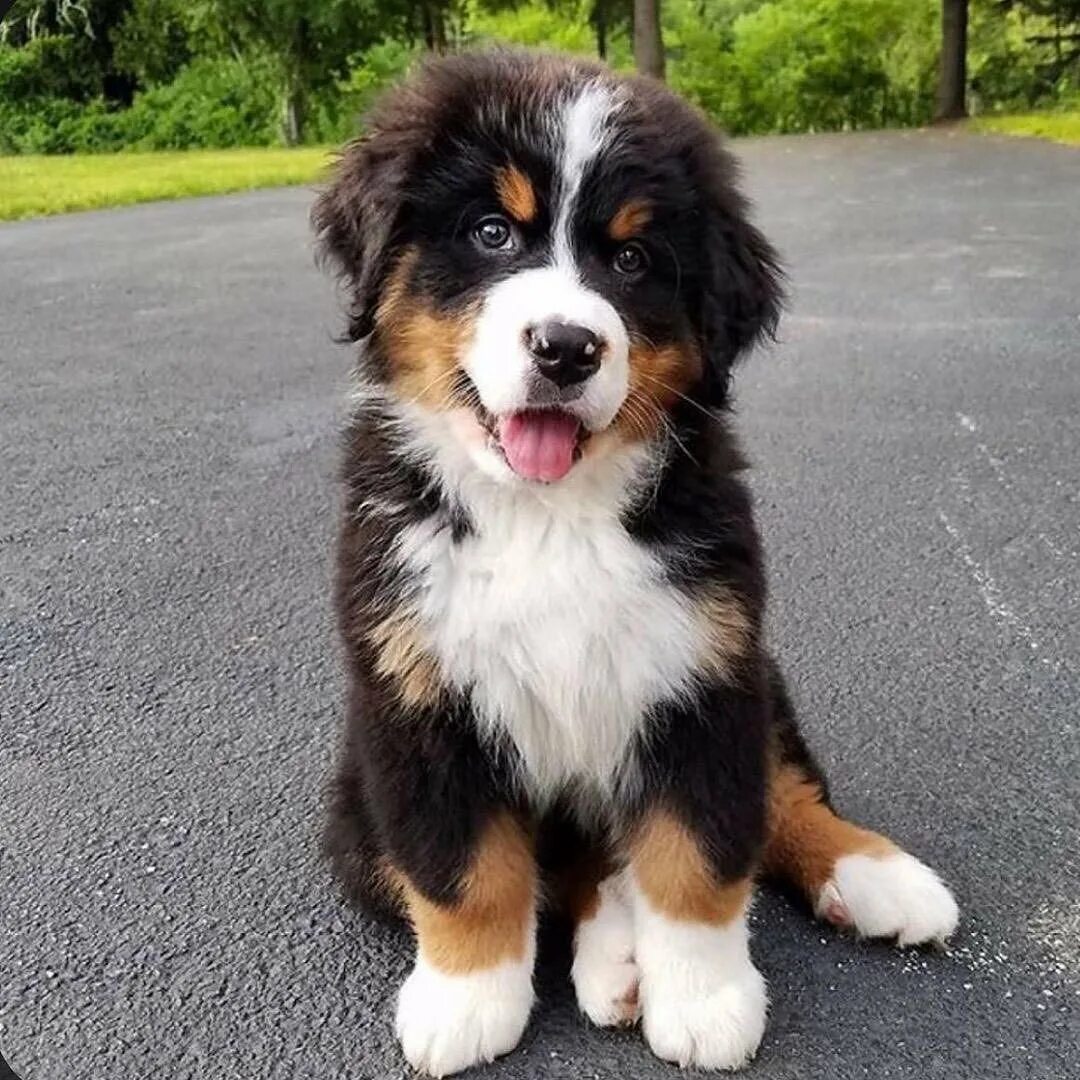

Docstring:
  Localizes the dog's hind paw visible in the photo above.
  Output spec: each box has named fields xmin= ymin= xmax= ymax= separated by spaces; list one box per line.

xmin=572 ymin=875 xmax=640 ymax=1027
xmin=817 ymin=850 xmax=959 ymax=947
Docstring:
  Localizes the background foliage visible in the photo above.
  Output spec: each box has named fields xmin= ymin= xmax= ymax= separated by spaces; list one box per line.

xmin=1 ymin=0 xmax=1078 ymax=154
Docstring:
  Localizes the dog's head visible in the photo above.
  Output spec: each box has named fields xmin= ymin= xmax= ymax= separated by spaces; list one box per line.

xmin=315 ymin=50 xmax=782 ymax=485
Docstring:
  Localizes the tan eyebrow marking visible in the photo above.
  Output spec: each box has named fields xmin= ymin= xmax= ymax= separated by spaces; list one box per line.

xmin=494 ymin=165 xmax=538 ymax=224
xmin=609 ymin=198 xmax=652 ymax=241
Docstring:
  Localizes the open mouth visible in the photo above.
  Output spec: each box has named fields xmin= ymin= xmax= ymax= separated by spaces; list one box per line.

xmin=479 ymin=408 xmax=589 ymax=483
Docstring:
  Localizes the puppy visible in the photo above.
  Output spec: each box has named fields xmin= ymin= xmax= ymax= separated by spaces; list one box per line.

xmin=314 ymin=49 xmax=959 ymax=1077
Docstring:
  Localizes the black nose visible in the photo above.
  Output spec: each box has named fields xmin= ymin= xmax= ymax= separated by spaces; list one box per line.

xmin=525 ymin=321 xmax=603 ymax=387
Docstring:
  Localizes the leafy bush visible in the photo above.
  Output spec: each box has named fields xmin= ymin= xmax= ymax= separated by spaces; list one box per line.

xmin=306 ymin=40 xmax=418 ymax=144
xmin=0 ymin=35 xmax=98 ymax=101
xmin=470 ymin=1 xmax=598 ymax=56
xmin=969 ymin=1 xmax=1079 ymax=112
xmin=0 ymin=41 xmax=417 ymax=153
xmin=0 ymin=38 xmax=110 ymax=153
xmin=669 ymin=0 xmax=939 ymax=135
xmin=0 ymin=54 xmax=280 ymax=153
xmin=120 ymin=55 xmax=281 ymax=149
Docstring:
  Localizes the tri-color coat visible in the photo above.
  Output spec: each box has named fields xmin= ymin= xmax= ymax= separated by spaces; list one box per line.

xmin=313 ymin=49 xmax=959 ymax=1078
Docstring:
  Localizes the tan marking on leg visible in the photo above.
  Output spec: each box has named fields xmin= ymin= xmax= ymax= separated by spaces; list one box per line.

xmin=368 ymin=610 xmax=444 ymax=711
xmin=694 ymin=582 xmax=753 ymax=684
xmin=632 ymin=811 xmax=753 ymax=925
xmin=399 ymin=815 xmax=536 ymax=975
xmin=609 ymin=198 xmax=652 ymax=241
xmin=494 ymin=165 xmax=538 ymax=224
xmin=763 ymin=763 xmax=896 ymax=906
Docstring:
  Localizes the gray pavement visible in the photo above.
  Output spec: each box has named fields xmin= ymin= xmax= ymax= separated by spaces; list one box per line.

xmin=1 ymin=130 xmax=1078 ymax=1080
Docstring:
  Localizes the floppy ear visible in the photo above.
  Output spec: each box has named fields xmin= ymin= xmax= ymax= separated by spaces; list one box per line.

xmin=312 ymin=130 xmax=412 ymax=341
xmin=697 ymin=148 xmax=785 ymax=403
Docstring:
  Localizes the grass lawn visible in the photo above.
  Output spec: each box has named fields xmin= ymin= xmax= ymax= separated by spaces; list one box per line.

xmin=970 ymin=110 xmax=1080 ymax=147
xmin=0 ymin=146 xmax=334 ymax=222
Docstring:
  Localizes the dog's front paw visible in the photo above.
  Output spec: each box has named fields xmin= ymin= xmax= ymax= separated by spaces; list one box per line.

xmin=395 ymin=956 xmax=534 ymax=1077
xmin=641 ymin=955 xmax=767 ymax=1071
xmin=572 ymin=875 xmax=640 ymax=1027
xmin=817 ymin=851 xmax=959 ymax=946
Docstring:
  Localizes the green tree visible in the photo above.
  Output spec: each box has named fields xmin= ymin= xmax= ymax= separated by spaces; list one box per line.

xmin=1000 ymin=0 xmax=1080 ymax=81
xmin=2 ymin=0 xmax=138 ymax=101
xmin=112 ymin=0 xmax=192 ymax=86
xmin=589 ymin=0 xmax=631 ymax=58
xmin=686 ymin=0 xmax=938 ymax=134
xmin=541 ymin=0 xmax=633 ymax=58
xmin=194 ymin=0 xmax=383 ymax=144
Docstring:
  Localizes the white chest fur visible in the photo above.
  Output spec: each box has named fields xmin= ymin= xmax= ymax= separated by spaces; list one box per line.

xmin=394 ymin=439 xmax=703 ymax=804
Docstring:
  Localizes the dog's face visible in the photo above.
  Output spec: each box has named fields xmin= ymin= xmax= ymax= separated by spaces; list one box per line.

xmin=315 ymin=51 xmax=781 ymax=484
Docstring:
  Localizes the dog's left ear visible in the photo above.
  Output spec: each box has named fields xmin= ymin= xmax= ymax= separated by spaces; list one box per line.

xmin=696 ymin=142 xmax=784 ymax=402
xmin=312 ymin=128 xmax=412 ymax=342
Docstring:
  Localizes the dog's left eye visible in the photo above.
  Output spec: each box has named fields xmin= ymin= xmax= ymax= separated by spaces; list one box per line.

xmin=473 ymin=215 xmax=516 ymax=253
xmin=613 ymin=242 xmax=648 ymax=277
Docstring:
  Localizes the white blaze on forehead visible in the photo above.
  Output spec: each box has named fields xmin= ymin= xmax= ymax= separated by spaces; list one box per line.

xmin=453 ymin=78 xmax=634 ymax=459
xmin=554 ymin=81 xmax=621 ymax=269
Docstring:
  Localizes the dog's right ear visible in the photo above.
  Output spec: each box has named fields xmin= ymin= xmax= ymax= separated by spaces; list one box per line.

xmin=312 ymin=130 xmax=411 ymax=341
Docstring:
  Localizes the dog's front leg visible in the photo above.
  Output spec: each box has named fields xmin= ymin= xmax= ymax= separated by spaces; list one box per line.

xmin=627 ymin=683 xmax=770 ymax=1071
xmin=390 ymin=811 xmax=537 ymax=1078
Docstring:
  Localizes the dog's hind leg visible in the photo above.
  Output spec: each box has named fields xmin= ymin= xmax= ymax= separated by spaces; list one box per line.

xmin=540 ymin=807 xmax=640 ymax=1029
xmin=568 ymin=869 xmax=640 ymax=1029
xmin=762 ymin=660 xmax=959 ymax=946
xmin=323 ymin=762 xmax=404 ymax=919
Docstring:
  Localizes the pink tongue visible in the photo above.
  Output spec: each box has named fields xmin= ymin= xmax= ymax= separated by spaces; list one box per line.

xmin=497 ymin=411 xmax=581 ymax=482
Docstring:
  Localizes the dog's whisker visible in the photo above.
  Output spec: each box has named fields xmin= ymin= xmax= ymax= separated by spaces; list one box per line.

xmin=633 ymin=369 xmax=719 ymax=424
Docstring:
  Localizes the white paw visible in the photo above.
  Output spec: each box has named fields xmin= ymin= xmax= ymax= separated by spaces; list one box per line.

xmin=818 ymin=851 xmax=960 ymax=946
xmin=632 ymin=884 xmax=767 ymax=1071
xmin=572 ymin=875 xmax=640 ymax=1027
xmin=395 ymin=955 xmax=534 ymax=1077
xmin=640 ymin=955 xmax=767 ymax=1071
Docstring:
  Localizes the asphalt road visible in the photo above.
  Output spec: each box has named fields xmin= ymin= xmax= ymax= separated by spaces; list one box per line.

xmin=2 ymin=130 xmax=1078 ymax=1080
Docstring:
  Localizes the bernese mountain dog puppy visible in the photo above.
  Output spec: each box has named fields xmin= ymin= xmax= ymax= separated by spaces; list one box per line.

xmin=314 ymin=49 xmax=959 ymax=1078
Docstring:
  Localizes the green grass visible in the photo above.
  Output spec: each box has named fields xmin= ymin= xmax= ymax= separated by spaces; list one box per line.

xmin=970 ymin=110 xmax=1080 ymax=147
xmin=0 ymin=146 xmax=334 ymax=222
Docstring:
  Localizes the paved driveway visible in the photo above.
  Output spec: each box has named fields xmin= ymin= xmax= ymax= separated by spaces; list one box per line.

xmin=2 ymin=130 xmax=1077 ymax=1079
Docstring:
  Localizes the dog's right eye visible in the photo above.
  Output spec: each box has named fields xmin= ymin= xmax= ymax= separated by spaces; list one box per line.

xmin=473 ymin=215 xmax=516 ymax=253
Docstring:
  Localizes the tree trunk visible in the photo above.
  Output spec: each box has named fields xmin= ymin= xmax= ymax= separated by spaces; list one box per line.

xmin=633 ymin=0 xmax=665 ymax=81
xmin=593 ymin=2 xmax=608 ymax=60
xmin=281 ymin=80 xmax=304 ymax=146
xmin=422 ymin=2 xmax=448 ymax=53
xmin=935 ymin=0 xmax=968 ymax=120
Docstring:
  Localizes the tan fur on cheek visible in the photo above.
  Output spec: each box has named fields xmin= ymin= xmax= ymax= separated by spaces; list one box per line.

xmin=494 ymin=165 xmax=538 ymax=224
xmin=763 ymin=763 xmax=896 ymax=900
xmin=632 ymin=811 xmax=752 ymax=925
xmin=615 ymin=340 xmax=701 ymax=442
xmin=609 ymin=198 xmax=652 ymax=241
xmin=368 ymin=609 xmax=444 ymax=711
xmin=397 ymin=815 xmax=537 ymax=974
xmin=376 ymin=248 xmax=478 ymax=409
